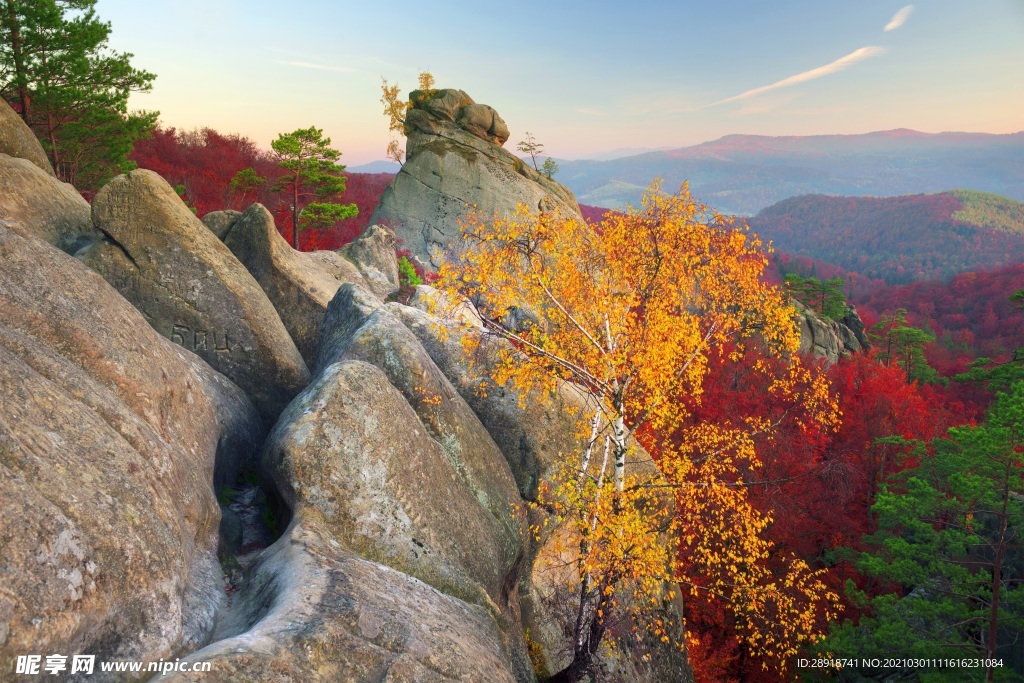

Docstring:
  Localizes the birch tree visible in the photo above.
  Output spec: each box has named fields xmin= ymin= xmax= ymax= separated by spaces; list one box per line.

xmin=436 ymin=181 xmax=840 ymax=681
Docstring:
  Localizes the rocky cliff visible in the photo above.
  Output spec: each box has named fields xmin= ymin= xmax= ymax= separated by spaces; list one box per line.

xmin=796 ymin=301 xmax=870 ymax=363
xmin=370 ymin=88 xmax=581 ymax=268
xmin=0 ymin=107 xmax=690 ymax=678
xmin=0 ymin=89 xmax=878 ymax=682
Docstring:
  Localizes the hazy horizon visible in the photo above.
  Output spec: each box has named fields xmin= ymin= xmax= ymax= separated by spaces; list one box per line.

xmin=95 ymin=0 xmax=1024 ymax=165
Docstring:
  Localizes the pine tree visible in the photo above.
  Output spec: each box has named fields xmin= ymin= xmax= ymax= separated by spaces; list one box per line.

xmin=869 ymin=309 xmax=942 ymax=384
xmin=541 ymin=156 xmax=558 ymax=179
xmin=517 ymin=131 xmax=544 ymax=171
xmin=0 ymin=0 xmax=157 ymax=188
xmin=270 ymin=126 xmax=357 ymax=250
xmin=784 ymin=273 xmax=846 ymax=320
xmin=824 ymin=383 xmax=1024 ymax=682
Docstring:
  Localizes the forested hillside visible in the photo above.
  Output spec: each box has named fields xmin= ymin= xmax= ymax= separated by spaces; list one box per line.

xmin=4 ymin=0 xmax=1024 ymax=680
xmin=750 ymin=191 xmax=1024 ymax=283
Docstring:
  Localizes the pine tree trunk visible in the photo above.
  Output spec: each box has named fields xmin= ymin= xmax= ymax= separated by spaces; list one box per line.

xmin=986 ymin=462 xmax=1011 ymax=682
xmin=47 ymin=119 xmax=59 ymax=177
xmin=292 ymin=173 xmax=299 ymax=250
xmin=4 ymin=0 xmax=30 ymax=122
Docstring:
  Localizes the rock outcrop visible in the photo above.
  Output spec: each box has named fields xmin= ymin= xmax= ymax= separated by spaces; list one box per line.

xmin=160 ymin=520 xmax=526 ymax=683
xmin=0 ymin=153 xmax=96 ymax=253
xmin=77 ymin=171 xmax=310 ymax=423
xmin=0 ymin=220 xmax=262 ymax=677
xmin=797 ymin=302 xmax=870 ymax=363
xmin=391 ymin=289 xmax=592 ymax=497
xmin=0 ymin=105 xmax=697 ymax=682
xmin=157 ymin=279 xmax=537 ymax=682
xmin=222 ymin=203 xmax=362 ymax=366
xmin=265 ymin=357 xmax=527 ymax=613
xmin=370 ymin=88 xmax=581 ymax=268
xmin=0 ymin=96 xmax=55 ymax=176
xmin=337 ymin=223 xmax=401 ymax=300
xmin=201 ymin=209 xmax=242 ymax=240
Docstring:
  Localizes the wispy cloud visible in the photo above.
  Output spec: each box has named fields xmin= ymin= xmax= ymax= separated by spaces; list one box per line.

xmin=708 ymin=46 xmax=886 ymax=107
xmin=279 ymin=61 xmax=358 ymax=74
xmin=884 ymin=5 xmax=914 ymax=31
xmin=728 ymin=95 xmax=792 ymax=117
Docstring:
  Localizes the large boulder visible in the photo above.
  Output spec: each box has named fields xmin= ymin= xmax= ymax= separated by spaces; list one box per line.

xmin=337 ymin=223 xmax=400 ymax=300
xmin=0 ymin=96 xmax=54 ymax=175
xmin=157 ymin=519 xmax=526 ymax=683
xmin=222 ymin=203 xmax=362 ymax=366
xmin=78 ymin=170 xmax=310 ymax=423
xmin=0 ymin=220 xmax=262 ymax=677
xmin=389 ymin=295 xmax=586 ymax=498
xmin=201 ymin=209 xmax=242 ymax=240
xmin=163 ymin=280 xmax=539 ymax=682
xmin=0 ymin=153 xmax=95 ymax=253
xmin=840 ymin=305 xmax=871 ymax=349
xmin=796 ymin=301 xmax=868 ymax=363
xmin=311 ymin=285 xmax=527 ymax=609
xmin=369 ymin=88 xmax=581 ymax=269
xmin=263 ymin=359 xmax=526 ymax=616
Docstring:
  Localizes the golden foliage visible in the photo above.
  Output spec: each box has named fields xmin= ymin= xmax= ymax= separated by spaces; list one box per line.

xmin=379 ymin=77 xmax=407 ymax=134
xmin=435 ymin=181 xmax=841 ymax=674
xmin=417 ymin=70 xmax=436 ymax=94
xmin=380 ymin=70 xmax=434 ymax=162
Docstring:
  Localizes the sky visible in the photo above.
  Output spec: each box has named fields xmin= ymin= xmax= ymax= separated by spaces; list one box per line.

xmin=94 ymin=0 xmax=1024 ymax=166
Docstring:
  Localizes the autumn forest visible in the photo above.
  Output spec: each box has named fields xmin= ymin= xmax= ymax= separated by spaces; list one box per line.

xmin=2 ymin=2 xmax=1024 ymax=682
xmin=121 ymin=125 xmax=1024 ymax=681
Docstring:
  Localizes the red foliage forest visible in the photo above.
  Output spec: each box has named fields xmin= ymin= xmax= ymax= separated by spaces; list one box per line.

xmin=651 ymin=345 xmax=958 ymax=681
xmin=125 ymin=126 xmax=1024 ymax=681
xmin=128 ymin=127 xmax=390 ymax=251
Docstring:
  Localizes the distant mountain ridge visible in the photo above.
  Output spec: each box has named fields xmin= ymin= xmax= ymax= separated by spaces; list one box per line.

xmin=348 ymin=160 xmax=402 ymax=174
xmin=748 ymin=190 xmax=1024 ymax=285
xmin=554 ymin=130 xmax=1024 ymax=215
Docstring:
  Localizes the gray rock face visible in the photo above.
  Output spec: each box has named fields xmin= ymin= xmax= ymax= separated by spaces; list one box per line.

xmin=0 ymin=153 xmax=96 ymax=253
xmin=337 ymin=223 xmax=400 ymax=300
xmin=78 ymin=171 xmax=310 ymax=423
xmin=201 ymin=209 xmax=242 ymax=240
xmin=222 ymin=203 xmax=359 ymax=366
xmin=0 ymin=96 xmax=54 ymax=175
xmin=172 ymin=281 xmax=536 ymax=682
xmin=841 ymin=305 xmax=870 ymax=349
xmin=389 ymin=291 xmax=586 ymax=498
xmin=312 ymin=286 xmax=528 ymax=602
xmin=159 ymin=520 xmax=525 ymax=683
xmin=408 ymin=89 xmax=510 ymax=146
xmin=0 ymin=221 xmax=262 ymax=677
xmin=457 ymin=103 xmax=510 ymax=146
xmin=796 ymin=302 xmax=869 ymax=363
xmin=264 ymin=359 xmax=526 ymax=614
xmin=370 ymin=88 xmax=581 ymax=269
xmin=314 ymin=282 xmax=386 ymax=374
